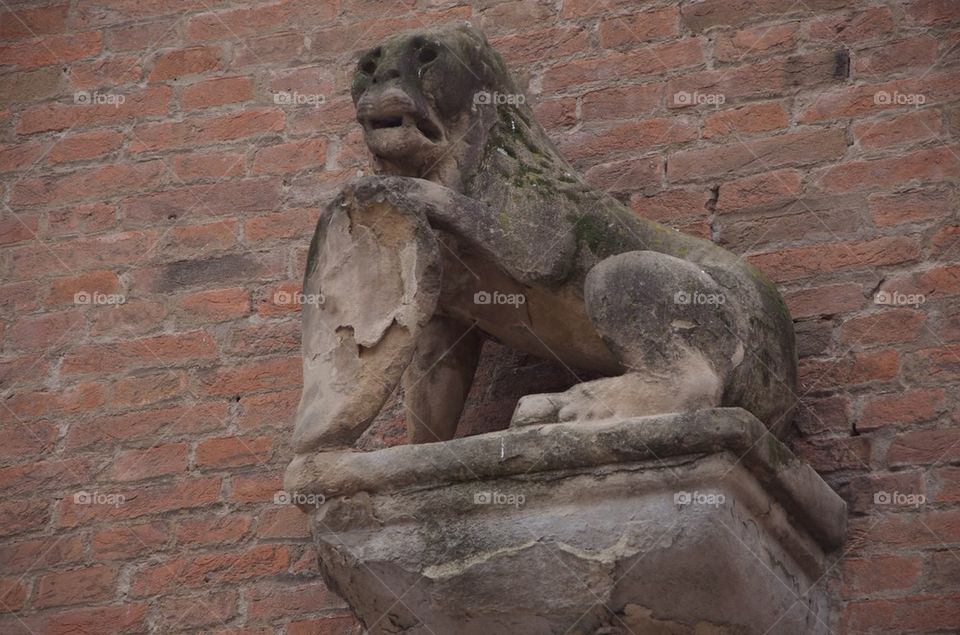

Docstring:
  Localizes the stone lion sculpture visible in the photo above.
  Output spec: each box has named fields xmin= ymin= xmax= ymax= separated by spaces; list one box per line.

xmin=292 ymin=23 xmax=797 ymax=453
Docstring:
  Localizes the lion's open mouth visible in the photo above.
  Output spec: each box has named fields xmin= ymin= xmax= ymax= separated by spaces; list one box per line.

xmin=364 ymin=113 xmax=443 ymax=143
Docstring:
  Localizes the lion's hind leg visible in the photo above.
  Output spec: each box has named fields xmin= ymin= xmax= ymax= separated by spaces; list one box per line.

xmin=511 ymin=251 xmax=741 ymax=427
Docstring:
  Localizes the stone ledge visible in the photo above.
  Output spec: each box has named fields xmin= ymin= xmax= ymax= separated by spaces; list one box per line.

xmin=285 ymin=407 xmax=845 ymax=549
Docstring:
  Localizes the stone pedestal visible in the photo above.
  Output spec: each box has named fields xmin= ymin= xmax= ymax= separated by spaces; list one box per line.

xmin=285 ymin=408 xmax=846 ymax=634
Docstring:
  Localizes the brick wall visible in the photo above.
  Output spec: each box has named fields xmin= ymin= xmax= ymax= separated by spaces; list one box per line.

xmin=1 ymin=0 xmax=958 ymax=633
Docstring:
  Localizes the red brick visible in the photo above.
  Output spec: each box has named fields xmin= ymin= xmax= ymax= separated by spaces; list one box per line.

xmin=702 ymin=101 xmax=789 ymax=139
xmin=11 ymin=161 xmax=165 ymax=206
xmin=806 ymin=7 xmax=895 ymax=44
xmin=880 ymin=265 xmax=960 ymax=299
xmin=793 ymin=395 xmax=850 ymax=436
xmin=799 ymin=70 xmax=960 ymax=123
xmin=750 ymin=236 xmax=921 ymax=283
xmin=256 ymin=505 xmax=310 ymax=539
xmin=0 ymin=422 xmax=58 ymax=460
xmin=714 ymin=23 xmax=796 ymax=62
xmin=163 ymin=219 xmax=239 ymax=256
xmin=224 ymin=320 xmax=300 ymax=357
xmin=669 ymin=128 xmax=846 ymax=182
xmin=888 ymin=427 xmax=960 ymax=466
xmin=169 ymin=151 xmax=245 ymax=181
xmin=252 ymin=137 xmax=327 ymax=174
xmin=180 ymin=287 xmax=250 ymax=323
xmin=230 ymin=474 xmax=283 ymax=503
xmin=149 ymin=45 xmax=221 ymax=80
xmin=858 ymin=388 xmax=946 ymax=432
xmin=631 ymin=188 xmax=710 ymax=222
xmin=287 ymin=615 xmax=360 ymax=635
xmin=199 ymin=356 xmax=301 ymax=397
xmin=155 ymin=590 xmax=237 ymax=630
xmin=58 ymin=477 xmax=223 ymax=527
xmin=491 ymin=26 xmax=588 ymax=64
xmin=581 ymin=83 xmax=663 ymax=122
xmin=543 ymin=40 xmax=704 ymax=91
xmin=853 ymin=36 xmax=939 ymax=77
xmin=186 ymin=0 xmax=338 ymax=41
xmin=907 ymin=345 xmax=960 ymax=382
xmin=533 ymin=98 xmax=577 ymax=129
xmin=0 ymin=500 xmax=52 ymax=540
xmin=0 ymin=534 xmax=83 ymax=574
xmin=932 ymin=466 xmax=960 ymax=504
xmin=246 ymin=581 xmax=343 ymax=621
xmin=559 ymin=118 xmax=697 ymax=163
xmin=598 ymin=7 xmax=680 ymax=48
xmin=783 ymin=282 xmax=865 ymax=318
xmin=122 ymin=178 xmax=280 ymax=225
xmin=17 ymin=85 xmax=171 ymax=135
xmin=129 ymin=252 xmax=285 ymax=294
xmin=0 ymin=4 xmax=68 ymax=41
xmin=233 ymin=31 xmax=305 ymax=66
xmin=35 ymin=565 xmax=118 ymax=608
xmin=244 ymin=208 xmax=319 ymax=243
xmin=131 ymin=544 xmax=290 ymax=596
xmin=0 ymin=579 xmax=27 ymax=612
xmin=842 ymin=556 xmax=922 ymax=597
xmin=854 ymin=109 xmax=942 ymax=150
xmin=308 ymin=8 xmax=471 ymax=57
xmin=196 ymin=435 xmax=273 ymax=468
xmin=869 ymin=188 xmax=951 ymax=227
xmin=181 ymin=75 xmax=254 ymax=110
xmin=680 ymin=0 xmax=798 ymax=33
xmin=92 ymin=521 xmax=168 ymax=559
xmin=130 ymin=108 xmax=284 ymax=152
xmin=799 ymin=350 xmax=900 ymax=392
xmin=238 ymin=388 xmax=300 ymax=430
xmin=667 ymin=51 xmax=845 ymax=105
xmin=840 ymin=309 xmax=927 ymax=347
xmin=8 ymin=310 xmax=84 ymax=350
xmin=0 ymin=456 xmax=104 ymax=498
xmin=174 ymin=514 xmax=253 ymax=547
xmin=48 ymin=270 xmax=120 ymax=306
xmin=0 ymin=142 xmax=45 ymax=173
xmin=17 ymin=603 xmax=148 ymax=634
xmin=112 ymin=369 xmax=188 ymax=408
xmin=0 ymin=213 xmax=38 ymax=245
xmin=90 ymin=300 xmax=169 ymax=337
xmin=46 ymin=202 xmax=116 ymax=237
xmin=929 ymin=224 xmax=959 ymax=260
xmin=104 ymin=17 xmax=179 ymax=51
xmin=793 ymin=435 xmax=872 ymax=473
xmin=0 ymin=32 xmax=101 ymax=69
xmin=65 ymin=402 xmax=228 ymax=451
xmin=906 ymin=0 xmax=960 ymax=25
xmin=63 ymin=330 xmax=217 ymax=376
xmin=48 ymin=130 xmax=124 ymax=164
xmin=70 ymin=55 xmax=143 ymax=90
xmin=844 ymin=595 xmax=960 ymax=632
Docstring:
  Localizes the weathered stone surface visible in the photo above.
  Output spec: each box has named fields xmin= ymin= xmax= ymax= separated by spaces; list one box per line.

xmin=286 ymin=409 xmax=844 ymax=634
xmin=294 ymin=23 xmax=799 ymax=452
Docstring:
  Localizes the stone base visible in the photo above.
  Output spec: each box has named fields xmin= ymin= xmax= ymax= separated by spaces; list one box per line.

xmin=285 ymin=408 xmax=846 ymax=634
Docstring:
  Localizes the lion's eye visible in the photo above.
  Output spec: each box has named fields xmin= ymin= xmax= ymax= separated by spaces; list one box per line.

xmin=418 ymin=46 xmax=438 ymax=64
xmin=360 ymin=60 xmax=377 ymax=75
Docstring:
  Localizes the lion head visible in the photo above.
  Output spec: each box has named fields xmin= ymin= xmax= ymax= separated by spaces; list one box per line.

xmin=352 ymin=23 xmax=565 ymax=194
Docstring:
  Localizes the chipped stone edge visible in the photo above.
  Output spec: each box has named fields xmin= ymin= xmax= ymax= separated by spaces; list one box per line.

xmin=284 ymin=407 xmax=846 ymax=549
